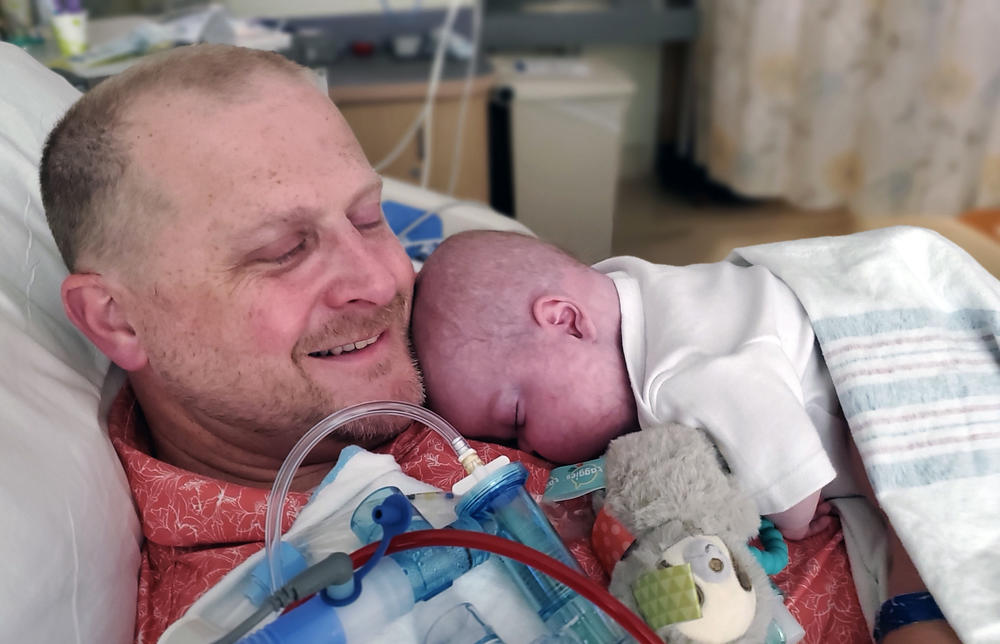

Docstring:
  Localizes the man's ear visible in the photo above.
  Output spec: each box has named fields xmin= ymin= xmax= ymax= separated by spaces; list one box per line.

xmin=531 ymin=294 xmax=597 ymax=341
xmin=61 ymin=273 xmax=148 ymax=371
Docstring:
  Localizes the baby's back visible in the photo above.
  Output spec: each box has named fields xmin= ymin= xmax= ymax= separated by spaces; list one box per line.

xmin=596 ymin=256 xmax=853 ymax=510
xmin=597 ymin=257 xmax=821 ymax=396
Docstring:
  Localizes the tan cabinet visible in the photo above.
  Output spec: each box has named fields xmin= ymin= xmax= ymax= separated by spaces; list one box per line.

xmin=330 ymin=75 xmax=492 ymax=203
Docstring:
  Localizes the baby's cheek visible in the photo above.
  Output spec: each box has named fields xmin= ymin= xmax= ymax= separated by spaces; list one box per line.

xmin=473 ymin=423 xmax=516 ymax=443
xmin=527 ymin=429 xmax=580 ymax=464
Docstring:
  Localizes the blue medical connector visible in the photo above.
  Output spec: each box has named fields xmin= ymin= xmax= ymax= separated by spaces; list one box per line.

xmin=456 ymin=462 xmax=630 ymax=644
xmin=232 ymin=488 xmax=489 ymax=644
xmin=349 ymin=486 xmax=490 ymax=600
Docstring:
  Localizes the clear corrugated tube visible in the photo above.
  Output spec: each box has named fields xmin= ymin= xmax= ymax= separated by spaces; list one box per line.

xmin=265 ymin=400 xmax=483 ymax=592
xmin=350 ymin=530 xmax=663 ymax=644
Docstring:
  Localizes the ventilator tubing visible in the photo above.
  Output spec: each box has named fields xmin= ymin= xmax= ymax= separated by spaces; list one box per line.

xmin=264 ymin=401 xmax=484 ymax=591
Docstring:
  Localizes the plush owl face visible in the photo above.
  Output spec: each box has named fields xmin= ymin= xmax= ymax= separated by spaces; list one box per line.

xmin=656 ymin=535 xmax=757 ymax=643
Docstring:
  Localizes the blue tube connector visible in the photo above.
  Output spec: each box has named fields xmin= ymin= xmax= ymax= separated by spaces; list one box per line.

xmin=350 ymin=487 xmax=489 ymax=601
xmin=239 ymin=558 xmax=415 ymax=644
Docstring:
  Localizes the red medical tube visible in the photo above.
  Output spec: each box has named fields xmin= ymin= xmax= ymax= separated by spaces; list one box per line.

xmin=350 ymin=529 xmax=663 ymax=644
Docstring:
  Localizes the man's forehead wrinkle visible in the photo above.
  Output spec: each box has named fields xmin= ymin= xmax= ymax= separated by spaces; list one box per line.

xmin=120 ymin=76 xmax=380 ymax=260
xmin=189 ymin=163 xmax=379 ymax=245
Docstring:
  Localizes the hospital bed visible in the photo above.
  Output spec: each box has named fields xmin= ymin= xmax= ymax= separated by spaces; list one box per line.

xmin=0 ymin=42 xmax=868 ymax=643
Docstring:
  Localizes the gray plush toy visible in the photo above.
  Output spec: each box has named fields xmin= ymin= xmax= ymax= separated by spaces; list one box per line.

xmin=597 ymin=423 xmax=777 ymax=644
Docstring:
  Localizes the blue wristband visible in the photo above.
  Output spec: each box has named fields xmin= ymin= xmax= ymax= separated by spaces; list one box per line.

xmin=873 ymin=592 xmax=945 ymax=642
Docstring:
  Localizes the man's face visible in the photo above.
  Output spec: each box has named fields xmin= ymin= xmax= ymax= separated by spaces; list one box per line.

xmin=118 ymin=75 xmax=421 ymax=456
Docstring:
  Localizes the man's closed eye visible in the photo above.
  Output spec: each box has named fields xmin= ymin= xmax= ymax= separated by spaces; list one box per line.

xmin=270 ymin=239 xmax=307 ymax=265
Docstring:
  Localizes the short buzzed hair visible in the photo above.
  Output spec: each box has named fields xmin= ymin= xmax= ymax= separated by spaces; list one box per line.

xmin=40 ymin=44 xmax=315 ymax=272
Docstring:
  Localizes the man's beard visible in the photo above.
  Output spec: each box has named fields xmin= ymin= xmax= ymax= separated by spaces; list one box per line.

xmin=289 ymin=292 xmax=426 ymax=442
xmin=305 ymin=343 xmax=426 ymax=446
xmin=153 ymin=292 xmax=424 ymax=451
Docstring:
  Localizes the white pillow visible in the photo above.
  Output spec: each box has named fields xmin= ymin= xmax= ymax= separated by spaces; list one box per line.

xmin=0 ymin=43 xmax=140 ymax=643
xmin=381 ymin=176 xmax=534 ymax=238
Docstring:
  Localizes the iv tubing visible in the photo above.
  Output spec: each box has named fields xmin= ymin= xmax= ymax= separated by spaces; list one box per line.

xmin=265 ymin=401 xmax=481 ymax=592
xmin=445 ymin=0 xmax=482 ymax=195
xmin=419 ymin=0 xmax=462 ymax=188
xmin=350 ymin=529 xmax=663 ymax=644
xmin=372 ymin=0 xmax=461 ymax=177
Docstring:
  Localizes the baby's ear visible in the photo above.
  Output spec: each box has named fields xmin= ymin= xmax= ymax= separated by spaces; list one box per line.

xmin=531 ymin=295 xmax=597 ymax=340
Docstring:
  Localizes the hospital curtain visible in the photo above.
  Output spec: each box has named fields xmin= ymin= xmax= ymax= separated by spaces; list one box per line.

xmin=691 ymin=0 xmax=1000 ymax=216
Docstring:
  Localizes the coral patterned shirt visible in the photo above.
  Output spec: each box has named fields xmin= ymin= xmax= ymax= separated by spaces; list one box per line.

xmin=107 ymin=387 xmax=868 ymax=644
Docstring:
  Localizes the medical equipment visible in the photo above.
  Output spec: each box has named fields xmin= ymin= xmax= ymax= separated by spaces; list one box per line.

xmin=263 ymin=401 xmax=482 ymax=591
xmin=350 ymin=486 xmax=491 ymax=600
xmin=424 ymin=602 xmax=503 ymax=644
xmin=369 ymin=0 xmax=484 ymax=194
xmin=231 ymin=506 xmax=660 ymax=643
xmin=223 ymin=488 xmax=475 ymax=644
xmin=222 ymin=487 xmax=658 ymax=643
xmin=232 ymin=400 xmax=660 ymax=643
xmin=456 ymin=461 xmax=630 ymax=643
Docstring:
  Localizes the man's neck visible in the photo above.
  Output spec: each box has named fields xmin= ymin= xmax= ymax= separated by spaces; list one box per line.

xmin=129 ymin=378 xmax=341 ymax=492
xmin=151 ymin=428 xmax=334 ymax=491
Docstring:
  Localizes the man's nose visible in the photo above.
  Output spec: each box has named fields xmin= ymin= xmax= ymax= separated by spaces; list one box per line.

xmin=320 ymin=235 xmax=398 ymax=308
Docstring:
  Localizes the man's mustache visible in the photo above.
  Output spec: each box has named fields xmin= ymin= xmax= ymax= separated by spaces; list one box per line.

xmin=296 ymin=292 xmax=409 ymax=353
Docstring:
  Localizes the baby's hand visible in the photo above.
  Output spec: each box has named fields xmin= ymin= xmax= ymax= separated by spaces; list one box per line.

xmin=802 ymin=501 xmax=835 ymax=537
xmin=767 ymin=491 xmax=826 ymax=541
xmin=778 ymin=501 xmax=835 ymax=540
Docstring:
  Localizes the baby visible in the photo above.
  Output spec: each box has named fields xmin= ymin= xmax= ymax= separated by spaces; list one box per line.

xmin=412 ymin=230 xmax=859 ymax=541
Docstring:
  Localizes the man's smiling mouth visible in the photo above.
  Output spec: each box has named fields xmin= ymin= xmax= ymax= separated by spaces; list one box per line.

xmin=308 ymin=333 xmax=381 ymax=357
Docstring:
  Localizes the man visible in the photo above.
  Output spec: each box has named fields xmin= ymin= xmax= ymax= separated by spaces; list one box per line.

xmin=39 ymin=43 xmax=426 ymax=639
xmin=42 ymin=44 xmax=423 ymax=488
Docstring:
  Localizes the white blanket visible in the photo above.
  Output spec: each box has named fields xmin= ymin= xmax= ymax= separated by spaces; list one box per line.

xmin=158 ymin=447 xmax=546 ymax=644
xmin=733 ymin=226 xmax=1000 ymax=644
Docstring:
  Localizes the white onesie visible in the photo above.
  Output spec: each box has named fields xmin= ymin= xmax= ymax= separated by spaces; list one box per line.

xmin=594 ymin=255 xmax=853 ymax=515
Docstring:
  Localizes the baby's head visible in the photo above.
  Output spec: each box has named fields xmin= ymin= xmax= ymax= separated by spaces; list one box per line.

xmin=412 ymin=231 xmax=636 ymax=463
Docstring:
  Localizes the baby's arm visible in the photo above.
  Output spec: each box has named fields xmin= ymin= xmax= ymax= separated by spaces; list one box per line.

xmin=653 ymin=343 xmax=837 ymax=541
xmin=765 ymin=490 xmax=832 ymax=541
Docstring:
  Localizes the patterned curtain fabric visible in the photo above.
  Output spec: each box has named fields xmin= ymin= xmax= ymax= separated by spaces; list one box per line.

xmin=692 ymin=0 xmax=1000 ymax=216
